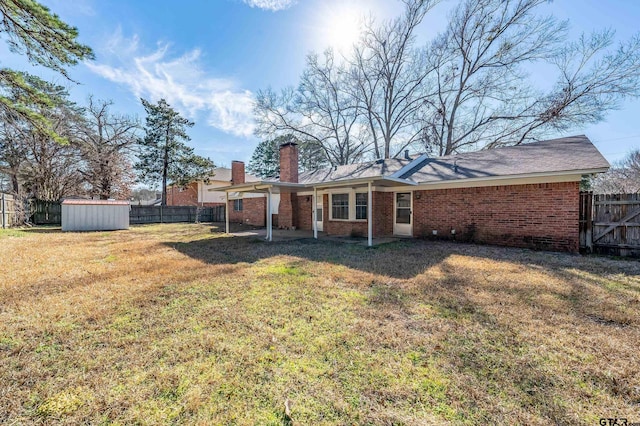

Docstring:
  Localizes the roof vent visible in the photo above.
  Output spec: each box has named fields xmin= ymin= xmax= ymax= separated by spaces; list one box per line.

xmin=404 ymin=150 xmax=410 ymax=160
xmin=453 ymin=159 xmax=458 ymax=173
xmin=376 ymin=158 xmax=384 ymax=164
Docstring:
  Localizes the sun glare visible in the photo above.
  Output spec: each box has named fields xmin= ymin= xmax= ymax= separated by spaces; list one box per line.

xmin=319 ymin=4 xmax=364 ymax=53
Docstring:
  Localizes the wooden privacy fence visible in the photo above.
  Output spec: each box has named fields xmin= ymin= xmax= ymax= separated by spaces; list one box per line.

xmin=580 ymin=192 xmax=640 ymax=257
xmin=1 ymin=193 xmax=17 ymax=228
xmin=25 ymin=202 xmax=226 ymax=226
xmin=30 ymin=200 xmax=62 ymax=225
xmin=130 ymin=205 xmax=225 ymax=224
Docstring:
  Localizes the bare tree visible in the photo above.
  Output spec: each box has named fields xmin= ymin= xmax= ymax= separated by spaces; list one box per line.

xmin=19 ymin=102 xmax=85 ymax=201
xmin=255 ymin=50 xmax=367 ymax=166
xmin=255 ymin=0 xmax=640 ymax=164
xmin=422 ymin=0 xmax=640 ymax=155
xmin=350 ymin=0 xmax=438 ymax=159
xmin=0 ymin=110 xmax=27 ymax=194
xmin=78 ymin=97 xmax=139 ymax=199
xmin=0 ymin=74 xmax=85 ymax=201
xmin=591 ymin=149 xmax=640 ymax=194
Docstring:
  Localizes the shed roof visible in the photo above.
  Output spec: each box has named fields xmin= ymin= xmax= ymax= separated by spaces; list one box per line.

xmin=62 ymin=199 xmax=130 ymax=205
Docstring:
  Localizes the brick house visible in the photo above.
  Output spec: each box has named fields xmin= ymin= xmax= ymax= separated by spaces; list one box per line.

xmin=167 ymin=167 xmax=269 ymax=225
xmin=219 ymin=135 xmax=609 ymax=252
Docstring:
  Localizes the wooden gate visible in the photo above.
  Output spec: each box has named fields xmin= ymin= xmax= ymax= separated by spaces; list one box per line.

xmin=1 ymin=192 xmax=17 ymax=228
xmin=580 ymin=192 xmax=640 ymax=257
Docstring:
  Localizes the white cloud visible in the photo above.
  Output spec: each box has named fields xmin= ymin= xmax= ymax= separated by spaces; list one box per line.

xmin=85 ymin=32 xmax=255 ymax=138
xmin=242 ymin=0 xmax=296 ymax=11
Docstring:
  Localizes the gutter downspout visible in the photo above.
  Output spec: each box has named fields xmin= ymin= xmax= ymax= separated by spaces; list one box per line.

xmin=225 ymin=191 xmax=229 ymax=234
xmin=313 ymin=186 xmax=318 ymax=240
xmin=367 ymin=181 xmax=372 ymax=247
xmin=266 ymin=188 xmax=272 ymax=242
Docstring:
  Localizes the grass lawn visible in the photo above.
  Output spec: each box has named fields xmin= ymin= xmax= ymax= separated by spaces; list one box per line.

xmin=1 ymin=223 xmax=639 ymax=425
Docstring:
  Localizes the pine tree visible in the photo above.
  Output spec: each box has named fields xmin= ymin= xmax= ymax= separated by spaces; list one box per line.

xmin=247 ymin=138 xmax=280 ymax=179
xmin=136 ymin=98 xmax=215 ymax=205
xmin=247 ymin=134 xmax=329 ymax=179
xmin=0 ymin=0 xmax=94 ymax=143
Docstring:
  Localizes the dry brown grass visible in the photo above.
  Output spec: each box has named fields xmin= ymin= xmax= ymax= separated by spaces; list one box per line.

xmin=1 ymin=223 xmax=639 ymax=425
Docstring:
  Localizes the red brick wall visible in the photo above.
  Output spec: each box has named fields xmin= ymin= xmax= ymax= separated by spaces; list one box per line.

xmin=326 ymin=219 xmax=369 ymax=237
xmin=228 ymin=197 xmax=266 ymax=226
xmin=278 ymin=192 xmax=298 ymax=229
xmin=413 ymin=182 xmax=580 ymax=252
xmin=296 ymin=195 xmax=313 ymax=230
xmin=167 ymin=182 xmax=198 ymax=206
xmin=321 ymin=192 xmax=388 ymax=238
xmin=373 ymin=192 xmax=393 ymax=237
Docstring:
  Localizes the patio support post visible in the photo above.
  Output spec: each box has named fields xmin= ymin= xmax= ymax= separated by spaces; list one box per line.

xmin=225 ymin=191 xmax=229 ymax=234
xmin=266 ymin=188 xmax=273 ymax=242
xmin=368 ymin=181 xmax=373 ymax=247
xmin=313 ymin=186 xmax=318 ymax=240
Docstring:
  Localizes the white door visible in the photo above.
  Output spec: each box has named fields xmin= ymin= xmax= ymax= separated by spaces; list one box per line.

xmin=393 ymin=192 xmax=412 ymax=236
xmin=315 ymin=201 xmax=323 ymax=232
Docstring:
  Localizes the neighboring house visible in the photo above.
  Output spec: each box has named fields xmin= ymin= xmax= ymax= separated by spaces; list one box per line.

xmin=167 ymin=166 xmax=266 ymax=207
xmin=218 ymin=136 xmax=609 ymax=252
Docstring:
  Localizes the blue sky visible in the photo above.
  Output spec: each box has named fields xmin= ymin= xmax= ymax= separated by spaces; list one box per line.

xmin=3 ymin=0 xmax=640 ymax=167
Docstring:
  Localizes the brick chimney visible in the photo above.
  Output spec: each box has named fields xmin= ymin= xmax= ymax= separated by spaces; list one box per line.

xmin=231 ymin=161 xmax=245 ymax=185
xmin=278 ymin=141 xmax=299 ymax=229
xmin=279 ymin=142 xmax=299 ymax=183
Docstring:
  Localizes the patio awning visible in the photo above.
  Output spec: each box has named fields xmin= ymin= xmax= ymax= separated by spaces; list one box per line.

xmin=209 ymin=181 xmax=305 ymax=193
xmin=211 ymin=176 xmax=416 ymax=193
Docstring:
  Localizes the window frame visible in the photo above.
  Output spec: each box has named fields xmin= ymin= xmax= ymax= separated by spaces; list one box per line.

xmin=233 ymin=198 xmax=243 ymax=212
xmin=329 ymin=191 xmax=369 ymax=222
xmin=355 ymin=192 xmax=368 ymax=220
xmin=330 ymin=193 xmax=349 ymax=221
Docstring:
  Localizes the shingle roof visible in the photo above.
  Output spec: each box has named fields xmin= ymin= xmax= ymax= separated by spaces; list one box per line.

xmin=207 ymin=167 xmax=260 ymax=183
xmin=297 ymin=158 xmax=412 ymax=185
xmin=292 ymin=135 xmax=607 ymax=186
xmin=406 ymin=135 xmax=610 ymax=183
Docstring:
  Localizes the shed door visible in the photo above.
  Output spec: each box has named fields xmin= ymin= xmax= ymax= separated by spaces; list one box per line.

xmin=393 ymin=192 xmax=413 ymax=236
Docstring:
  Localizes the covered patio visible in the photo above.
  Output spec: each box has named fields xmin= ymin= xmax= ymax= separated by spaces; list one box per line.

xmin=215 ymin=224 xmax=401 ymax=246
xmin=215 ymin=177 xmax=416 ymax=247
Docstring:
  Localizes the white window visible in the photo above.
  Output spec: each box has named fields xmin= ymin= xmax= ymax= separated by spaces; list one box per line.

xmin=331 ymin=193 xmax=349 ymax=220
xmin=330 ymin=191 xmax=369 ymax=221
xmin=355 ymin=193 xmax=368 ymax=220
xmin=233 ymin=199 xmax=243 ymax=211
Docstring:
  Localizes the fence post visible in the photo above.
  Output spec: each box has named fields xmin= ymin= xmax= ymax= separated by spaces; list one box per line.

xmin=160 ymin=205 xmax=163 ymax=223
xmin=585 ymin=192 xmax=593 ymax=252
xmin=1 ymin=192 xmax=5 ymax=229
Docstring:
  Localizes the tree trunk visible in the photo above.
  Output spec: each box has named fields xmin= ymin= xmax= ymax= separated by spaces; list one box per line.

xmin=162 ymin=125 xmax=169 ymax=206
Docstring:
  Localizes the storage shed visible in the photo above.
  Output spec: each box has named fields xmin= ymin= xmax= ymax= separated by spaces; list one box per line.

xmin=61 ymin=199 xmax=130 ymax=232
